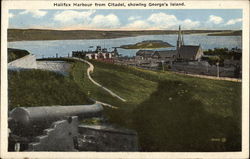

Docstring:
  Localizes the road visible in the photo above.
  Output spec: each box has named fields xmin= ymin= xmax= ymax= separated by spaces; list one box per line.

xmin=72 ymin=57 xmax=126 ymax=103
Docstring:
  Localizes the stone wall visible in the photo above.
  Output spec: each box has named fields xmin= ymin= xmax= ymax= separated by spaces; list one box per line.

xmin=8 ymin=54 xmax=37 ymax=69
xmin=78 ymin=124 xmax=138 ymax=151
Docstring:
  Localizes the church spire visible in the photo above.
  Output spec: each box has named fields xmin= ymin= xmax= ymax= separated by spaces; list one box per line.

xmin=181 ymin=29 xmax=184 ymax=45
xmin=177 ymin=25 xmax=182 ymax=50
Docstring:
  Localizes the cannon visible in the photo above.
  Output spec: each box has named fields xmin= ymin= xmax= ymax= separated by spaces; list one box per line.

xmin=8 ymin=104 xmax=104 ymax=151
xmin=9 ymin=104 xmax=103 ymax=127
xmin=8 ymin=104 xmax=138 ymax=152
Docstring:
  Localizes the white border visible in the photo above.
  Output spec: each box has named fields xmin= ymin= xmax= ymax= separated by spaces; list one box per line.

xmin=1 ymin=0 xmax=249 ymax=158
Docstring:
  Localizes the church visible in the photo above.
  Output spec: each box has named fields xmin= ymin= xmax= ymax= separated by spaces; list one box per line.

xmin=176 ymin=26 xmax=204 ymax=61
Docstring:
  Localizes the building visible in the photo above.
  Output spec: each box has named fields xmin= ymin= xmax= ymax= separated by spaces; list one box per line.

xmin=135 ymin=50 xmax=155 ymax=60
xmin=176 ymin=26 xmax=204 ymax=61
xmin=72 ymin=46 xmax=118 ymax=60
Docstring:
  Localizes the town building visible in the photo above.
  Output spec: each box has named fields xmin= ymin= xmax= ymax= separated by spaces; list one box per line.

xmin=72 ymin=46 xmax=118 ymax=60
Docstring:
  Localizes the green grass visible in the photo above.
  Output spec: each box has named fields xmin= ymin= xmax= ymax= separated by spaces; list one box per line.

xmin=71 ymin=60 xmax=241 ymax=152
xmin=8 ymin=69 xmax=92 ymax=110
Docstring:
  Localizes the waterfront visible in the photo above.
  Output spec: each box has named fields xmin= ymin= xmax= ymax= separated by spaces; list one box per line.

xmin=8 ymin=34 xmax=242 ymax=58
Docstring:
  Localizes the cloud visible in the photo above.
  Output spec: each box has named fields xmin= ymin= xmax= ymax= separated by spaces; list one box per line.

xmin=182 ymin=19 xmax=200 ymax=29
xmin=225 ymin=18 xmax=242 ymax=25
xmin=147 ymin=13 xmax=178 ymax=29
xmin=9 ymin=13 xmax=14 ymax=18
xmin=90 ymin=14 xmax=121 ymax=29
xmin=128 ymin=16 xmax=141 ymax=21
xmin=207 ymin=15 xmax=223 ymax=24
xmin=124 ymin=12 xmax=200 ymax=30
xmin=124 ymin=20 xmax=150 ymax=29
xmin=53 ymin=10 xmax=95 ymax=24
xmin=19 ymin=10 xmax=47 ymax=18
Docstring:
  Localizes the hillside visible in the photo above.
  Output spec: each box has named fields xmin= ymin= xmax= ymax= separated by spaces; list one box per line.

xmin=8 ymin=57 xmax=241 ymax=151
xmin=71 ymin=60 xmax=241 ymax=152
xmin=7 ymin=29 xmax=236 ymax=41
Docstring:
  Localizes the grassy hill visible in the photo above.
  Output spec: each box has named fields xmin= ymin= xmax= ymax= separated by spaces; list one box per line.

xmin=70 ymin=60 xmax=241 ymax=152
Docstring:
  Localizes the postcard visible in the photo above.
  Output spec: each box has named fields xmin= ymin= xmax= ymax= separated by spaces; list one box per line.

xmin=1 ymin=0 xmax=249 ymax=158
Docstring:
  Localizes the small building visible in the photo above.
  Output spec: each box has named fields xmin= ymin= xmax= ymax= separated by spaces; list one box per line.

xmin=135 ymin=50 xmax=155 ymax=60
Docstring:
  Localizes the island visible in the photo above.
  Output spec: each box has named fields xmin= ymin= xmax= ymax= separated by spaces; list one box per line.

xmin=119 ymin=40 xmax=174 ymax=49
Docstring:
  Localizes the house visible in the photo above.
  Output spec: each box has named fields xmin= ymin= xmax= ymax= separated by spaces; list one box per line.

xmin=135 ymin=50 xmax=155 ymax=60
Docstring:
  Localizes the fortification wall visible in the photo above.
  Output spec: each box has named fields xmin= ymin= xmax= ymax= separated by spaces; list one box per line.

xmin=8 ymin=54 xmax=37 ymax=69
xmin=37 ymin=61 xmax=71 ymax=75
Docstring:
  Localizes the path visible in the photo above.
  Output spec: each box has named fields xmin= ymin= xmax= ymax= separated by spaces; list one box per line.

xmin=72 ymin=57 xmax=127 ymax=102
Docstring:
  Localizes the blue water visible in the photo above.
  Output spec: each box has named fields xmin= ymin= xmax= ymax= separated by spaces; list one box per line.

xmin=8 ymin=34 xmax=242 ymax=58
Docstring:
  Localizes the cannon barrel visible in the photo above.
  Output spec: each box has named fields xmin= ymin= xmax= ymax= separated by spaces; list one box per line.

xmin=10 ymin=104 xmax=103 ymax=126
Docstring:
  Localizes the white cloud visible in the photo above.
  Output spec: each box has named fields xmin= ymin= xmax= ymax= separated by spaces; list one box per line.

xmin=19 ymin=10 xmax=47 ymax=18
xmin=90 ymin=14 xmax=121 ymax=29
xmin=147 ymin=13 xmax=178 ymax=29
xmin=9 ymin=13 xmax=14 ymax=18
xmin=53 ymin=10 xmax=95 ymax=24
xmin=128 ymin=16 xmax=141 ymax=21
xmin=124 ymin=20 xmax=150 ymax=29
xmin=124 ymin=12 xmax=200 ymax=30
xmin=225 ymin=18 xmax=242 ymax=25
xmin=182 ymin=19 xmax=200 ymax=29
xmin=207 ymin=15 xmax=223 ymax=24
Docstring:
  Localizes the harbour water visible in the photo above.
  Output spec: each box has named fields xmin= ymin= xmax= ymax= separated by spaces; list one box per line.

xmin=8 ymin=34 xmax=242 ymax=58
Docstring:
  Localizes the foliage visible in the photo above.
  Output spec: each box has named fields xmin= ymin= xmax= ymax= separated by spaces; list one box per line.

xmin=203 ymin=48 xmax=242 ymax=66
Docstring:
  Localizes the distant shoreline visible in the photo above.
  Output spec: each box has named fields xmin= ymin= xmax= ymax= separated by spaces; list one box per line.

xmin=8 ymin=29 xmax=242 ymax=42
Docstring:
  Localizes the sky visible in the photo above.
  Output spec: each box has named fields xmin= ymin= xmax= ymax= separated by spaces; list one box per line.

xmin=9 ymin=9 xmax=242 ymax=30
